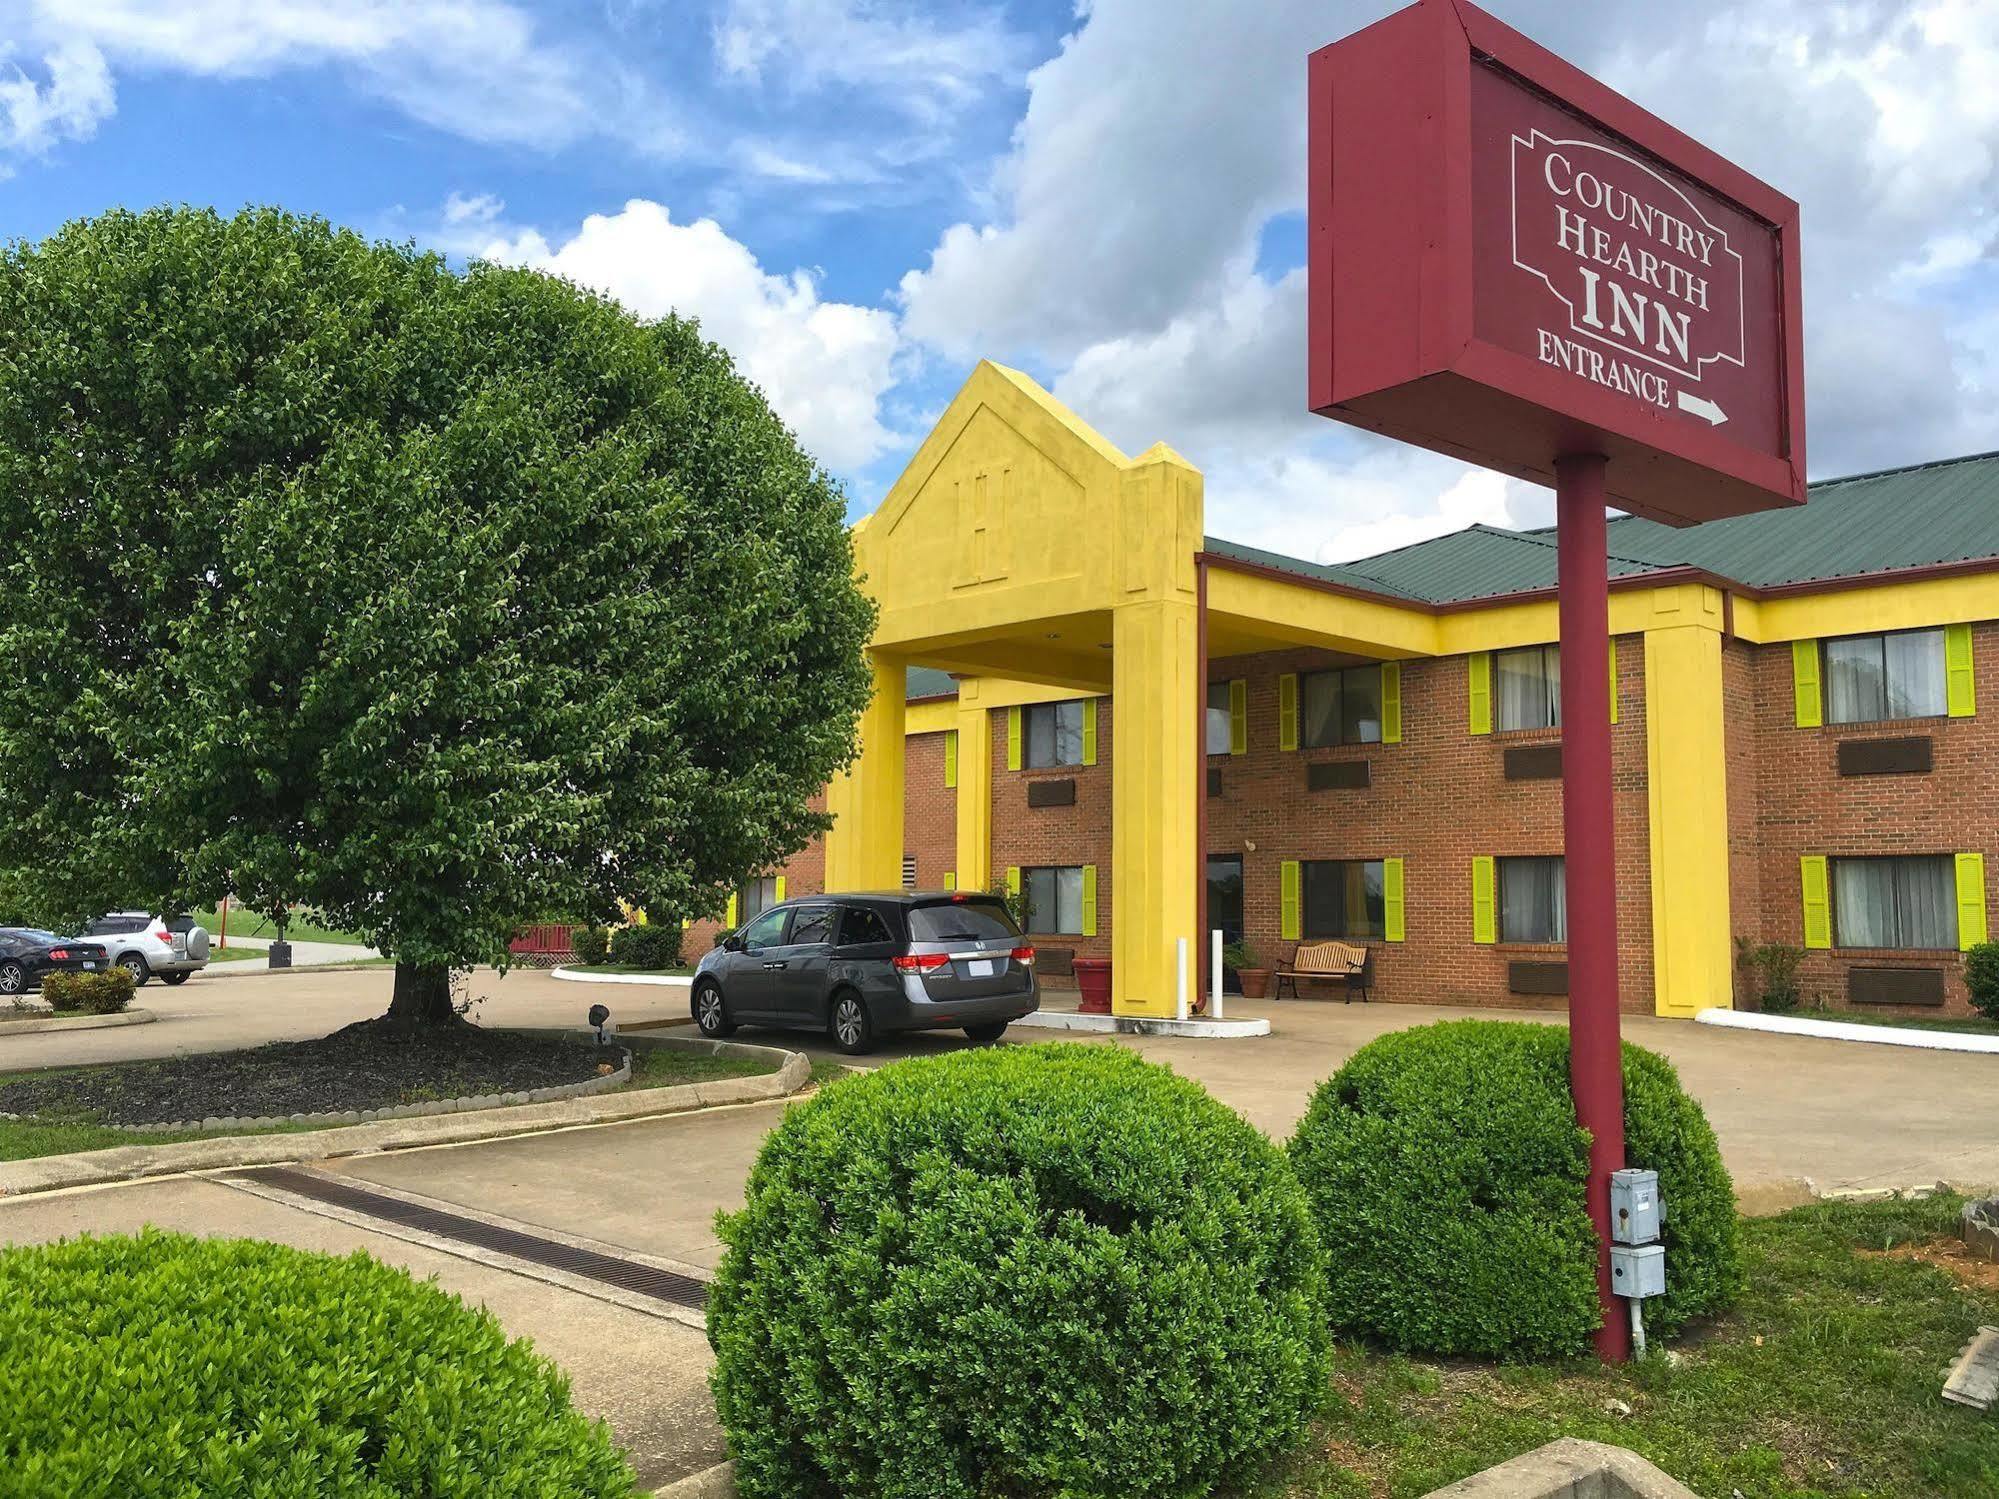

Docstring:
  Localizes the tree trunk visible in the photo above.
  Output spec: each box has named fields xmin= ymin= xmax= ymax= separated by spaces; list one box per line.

xmin=384 ymin=962 xmax=456 ymax=1031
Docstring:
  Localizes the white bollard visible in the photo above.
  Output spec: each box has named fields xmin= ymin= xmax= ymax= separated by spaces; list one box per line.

xmin=1211 ymin=929 xmax=1225 ymax=1020
xmin=1176 ymin=937 xmax=1189 ymax=1022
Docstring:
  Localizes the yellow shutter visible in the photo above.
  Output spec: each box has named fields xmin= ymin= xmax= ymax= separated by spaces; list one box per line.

xmin=726 ymin=893 xmax=739 ymax=926
xmin=1956 ymin=853 xmax=1987 ymax=950
xmin=1471 ymin=856 xmax=1496 ymax=943
xmin=944 ymin=729 xmax=958 ymax=787
xmin=773 ymin=876 xmax=786 ymax=902
xmin=1381 ymin=662 xmax=1403 ymax=743
xmin=1280 ymin=860 xmax=1301 ymax=941
xmin=1081 ymin=865 xmax=1098 ymax=936
xmin=1228 ymin=679 xmax=1247 ymax=756
xmin=1469 ymin=652 xmax=1492 ymax=735
xmin=1006 ymin=706 xmax=1022 ymax=770
xmin=1278 ymin=673 xmax=1299 ymax=751
xmin=1081 ymin=699 xmax=1098 ymax=766
xmin=1608 ymin=639 xmax=1619 ymax=725
xmin=1800 ymin=856 xmax=1831 ymax=950
xmin=1383 ymin=857 xmax=1406 ymax=942
xmin=1006 ymin=866 xmax=1020 ymax=894
xmin=1792 ymin=640 xmax=1822 ymax=728
xmin=1946 ymin=623 xmax=1976 ymax=718
xmin=944 ymin=871 xmax=956 ymax=891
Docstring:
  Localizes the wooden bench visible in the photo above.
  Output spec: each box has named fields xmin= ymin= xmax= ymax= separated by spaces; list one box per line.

xmin=1275 ymin=941 xmax=1374 ymax=1002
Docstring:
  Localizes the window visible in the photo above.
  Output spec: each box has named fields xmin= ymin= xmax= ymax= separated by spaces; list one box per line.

xmin=1023 ymin=866 xmax=1085 ymax=934
xmin=1832 ymin=856 xmax=1956 ymax=949
xmin=1496 ymin=646 xmax=1561 ymax=731
xmin=740 ymin=876 xmax=780 ymax=922
xmin=738 ymin=908 xmax=787 ymax=949
xmin=909 ymin=898 xmax=1020 ymax=943
xmin=787 ymin=906 xmax=837 ymax=945
xmin=1301 ymin=665 xmax=1383 ymax=747
xmin=1823 ymin=629 xmax=1947 ymax=724
xmin=1206 ymin=681 xmax=1233 ymax=755
xmin=1026 ymin=701 xmax=1085 ymax=767
xmin=839 ymin=906 xmax=893 ymax=946
xmin=1302 ymin=860 xmax=1384 ymax=939
xmin=1499 ymin=856 xmax=1566 ymax=943
xmin=901 ymin=853 xmax=918 ymax=889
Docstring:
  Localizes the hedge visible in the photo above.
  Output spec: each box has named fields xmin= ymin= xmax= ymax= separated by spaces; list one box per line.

xmin=572 ymin=925 xmax=611 ymax=965
xmin=1288 ymin=1020 xmax=1739 ymax=1359
xmin=708 ymin=1043 xmax=1331 ymax=1499
xmin=41 ymin=967 xmax=135 ymax=1014
xmin=608 ymin=921 xmax=680 ymax=970
xmin=0 ymin=1231 xmax=639 ymax=1497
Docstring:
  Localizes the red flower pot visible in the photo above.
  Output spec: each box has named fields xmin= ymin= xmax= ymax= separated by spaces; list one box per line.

xmin=1072 ymin=957 xmax=1112 ymax=1014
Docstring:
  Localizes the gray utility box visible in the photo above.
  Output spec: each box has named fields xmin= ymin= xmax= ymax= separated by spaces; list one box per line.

xmin=1610 ymin=1168 xmax=1662 ymax=1245
xmin=1610 ymin=1243 xmax=1667 ymax=1300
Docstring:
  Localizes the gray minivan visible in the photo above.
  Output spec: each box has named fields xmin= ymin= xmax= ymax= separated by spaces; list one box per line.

xmin=690 ymin=891 xmax=1039 ymax=1054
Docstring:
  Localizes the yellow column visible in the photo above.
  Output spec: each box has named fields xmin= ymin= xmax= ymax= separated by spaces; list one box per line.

xmin=1643 ymin=586 xmax=1733 ymax=1018
xmin=1108 ymin=444 xmax=1202 ymax=1017
xmin=954 ymin=678 xmax=993 ymax=893
xmin=824 ymin=650 xmax=906 ymax=891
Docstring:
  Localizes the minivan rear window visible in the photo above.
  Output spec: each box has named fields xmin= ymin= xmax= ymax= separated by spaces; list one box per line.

xmin=907 ymin=899 xmax=1020 ymax=943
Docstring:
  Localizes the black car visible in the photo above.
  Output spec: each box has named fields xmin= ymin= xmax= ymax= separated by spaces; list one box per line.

xmin=691 ymin=891 xmax=1039 ymax=1055
xmin=0 ymin=929 xmax=112 ymax=998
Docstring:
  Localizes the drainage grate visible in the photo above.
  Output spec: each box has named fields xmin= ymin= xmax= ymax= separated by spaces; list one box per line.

xmin=243 ymin=1166 xmax=710 ymax=1312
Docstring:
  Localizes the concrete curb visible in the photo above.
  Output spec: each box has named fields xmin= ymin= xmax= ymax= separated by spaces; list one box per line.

xmin=0 ymin=1031 xmax=809 ymax=1198
xmin=1696 ymin=1006 xmax=1999 ymax=1054
xmin=1014 ymin=1009 xmax=1271 ymax=1038
xmin=654 ymin=1461 xmax=737 ymax=1498
xmin=553 ymin=967 xmax=694 ymax=988
xmin=0 ymin=1007 xmax=157 ymax=1036
xmin=198 ymin=959 xmax=388 ymax=979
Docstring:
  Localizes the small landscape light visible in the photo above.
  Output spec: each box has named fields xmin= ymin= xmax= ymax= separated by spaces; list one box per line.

xmin=587 ymin=1002 xmax=614 ymax=1048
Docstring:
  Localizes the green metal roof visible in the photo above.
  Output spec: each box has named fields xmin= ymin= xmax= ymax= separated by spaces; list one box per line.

xmin=1207 ymin=449 xmax=1999 ymax=606
xmin=905 ymin=666 xmax=958 ymax=701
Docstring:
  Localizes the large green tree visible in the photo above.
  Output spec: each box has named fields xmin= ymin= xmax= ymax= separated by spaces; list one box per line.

xmin=0 ymin=207 xmax=876 ymax=1028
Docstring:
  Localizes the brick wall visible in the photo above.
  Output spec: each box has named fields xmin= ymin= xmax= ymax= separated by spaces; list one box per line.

xmin=1738 ymin=623 xmax=1999 ymax=1016
xmin=1203 ymin=641 xmax=1654 ymax=1012
xmin=903 ymin=729 xmax=957 ymax=889
xmin=989 ymin=700 xmax=1114 ymax=961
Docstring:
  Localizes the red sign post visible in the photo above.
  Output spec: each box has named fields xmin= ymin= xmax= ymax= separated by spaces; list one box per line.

xmin=1309 ymin=0 xmax=1805 ymax=1361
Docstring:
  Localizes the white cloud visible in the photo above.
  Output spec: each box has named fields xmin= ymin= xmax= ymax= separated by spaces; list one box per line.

xmin=441 ymin=191 xmax=505 ymax=228
xmin=482 ymin=200 xmax=902 ymax=473
xmin=0 ymin=39 xmax=114 ymax=168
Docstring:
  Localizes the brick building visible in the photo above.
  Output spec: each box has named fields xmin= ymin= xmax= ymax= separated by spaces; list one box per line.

xmin=685 ymin=364 xmax=1996 ymax=1020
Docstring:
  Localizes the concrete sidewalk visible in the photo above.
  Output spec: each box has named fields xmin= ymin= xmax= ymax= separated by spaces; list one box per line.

xmin=209 ymin=933 xmax=384 ymax=967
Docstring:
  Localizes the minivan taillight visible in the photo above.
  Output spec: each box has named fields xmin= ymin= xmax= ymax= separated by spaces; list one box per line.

xmin=892 ymin=952 xmax=952 ymax=973
xmin=1010 ymin=946 xmax=1035 ymax=965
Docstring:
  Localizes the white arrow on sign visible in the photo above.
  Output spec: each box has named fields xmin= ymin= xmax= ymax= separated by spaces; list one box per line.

xmin=1676 ymin=390 xmax=1728 ymax=426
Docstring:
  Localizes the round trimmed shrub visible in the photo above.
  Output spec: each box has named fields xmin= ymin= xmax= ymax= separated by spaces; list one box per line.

xmin=608 ymin=920 xmax=681 ymax=970
xmin=708 ymin=1043 xmax=1331 ymax=1499
xmin=1288 ymin=1020 xmax=1739 ymax=1359
xmin=1966 ymin=940 xmax=1999 ymax=1022
xmin=572 ymin=925 xmax=611 ymax=965
xmin=0 ymin=1231 xmax=638 ymax=1497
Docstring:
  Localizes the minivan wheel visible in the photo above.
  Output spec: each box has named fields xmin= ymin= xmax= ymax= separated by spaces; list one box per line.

xmin=830 ymin=992 xmax=874 ymax=1055
xmin=119 ymin=953 xmax=150 ymax=986
xmin=693 ymin=983 xmax=736 ymax=1038
xmin=0 ymin=961 xmax=23 ymax=996
xmin=963 ymin=1021 xmax=1008 ymax=1045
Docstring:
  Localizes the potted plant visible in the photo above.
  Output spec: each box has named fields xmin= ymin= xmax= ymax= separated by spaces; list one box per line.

xmin=1229 ymin=938 xmax=1272 ymax=999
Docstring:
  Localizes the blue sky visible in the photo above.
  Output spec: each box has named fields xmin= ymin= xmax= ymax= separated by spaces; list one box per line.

xmin=5 ymin=1 xmax=1995 ymax=562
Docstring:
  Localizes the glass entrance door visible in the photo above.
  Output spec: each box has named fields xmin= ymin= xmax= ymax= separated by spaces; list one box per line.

xmin=1206 ymin=855 xmax=1244 ymax=943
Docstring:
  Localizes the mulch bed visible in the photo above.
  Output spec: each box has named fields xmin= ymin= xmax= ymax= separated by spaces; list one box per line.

xmin=0 ymin=1021 xmax=623 ymax=1126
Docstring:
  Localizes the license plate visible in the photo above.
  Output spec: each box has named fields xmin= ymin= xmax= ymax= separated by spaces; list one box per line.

xmin=965 ymin=959 xmax=994 ymax=978
xmin=82 ymin=962 xmax=97 ymax=970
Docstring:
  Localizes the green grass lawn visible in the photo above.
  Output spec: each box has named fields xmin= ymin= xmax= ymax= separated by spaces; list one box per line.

xmin=1249 ymin=1194 xmax=1998 ymax=1498
xmin=1801 ymin=1006 xmax=1999 ymax=1038
xmin=206 ymin=945 xmax=261 ymax=963
xmin=0 ymin=1045 xmax=779 ymax=1162
xmin=187 ymin=907 xmax=370 ymax=946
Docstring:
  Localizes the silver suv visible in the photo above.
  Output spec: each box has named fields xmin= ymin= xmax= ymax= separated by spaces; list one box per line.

xmin=77 ymin=912 xmax=211 ymax=986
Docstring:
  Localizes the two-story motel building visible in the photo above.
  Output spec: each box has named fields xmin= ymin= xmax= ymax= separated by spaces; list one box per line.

xmin=683 ymin=362 xmax=1997 ymax=1020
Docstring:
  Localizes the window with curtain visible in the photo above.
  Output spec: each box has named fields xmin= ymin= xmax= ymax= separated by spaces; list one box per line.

xmin=1302 ymin=860 xmax=1385 ymax=940
xmin=1023 ymin=866 xmax=1084 ymax=934
xmin=1301 ymin=665 xmax=1384 ymax=747
xmin=1823 ymin=629 xmax=1947 ymax=724
xmin=1832 ymin=856 xmax=1956 ymax=949
xmin=1495 ymin=646 xmax=1562 ymax=731
xmin=1498 ymin=856 xmax=1566 ymax=942
xmin=1026 ymin=701 xmax=1085 ymax=767
xmin=740 ymin=875 xmax=780 ymax=921
xmin=1206 ymin=681 xmax=1232 ymax=755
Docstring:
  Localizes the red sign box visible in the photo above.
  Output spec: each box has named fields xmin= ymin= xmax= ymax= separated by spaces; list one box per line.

xmin=1309 ymin=0 xmax=1804 ymax=525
